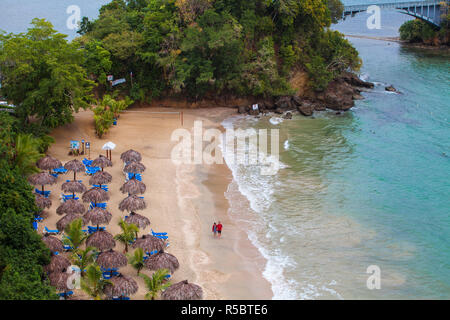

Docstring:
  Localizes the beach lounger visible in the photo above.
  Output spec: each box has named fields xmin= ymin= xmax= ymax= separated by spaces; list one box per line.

xmin=88 ymin=226 xmax=105 ymax=234
xmin=82 ymin=158 xmax=93 ymax=167
xmin=93 ymin=184 xmax=108 ymax=192
xmin=85 ymin=166 xmax=101 ymax=175
xmin=154 ymin=234 xmax=169 ymax=240
xmin=66 ymin=180 xmax=82 ymax=183
xmin=89 ymin=202 xmax=107 ymax=210
xmin=53 ymin=167 xmax=68 ymax=174
xmin=44 ymin=226 xmax=60 ymax=235
xmin=145 ymin=250 xmax=158 ymax=256
xmin=33 ymin=221 xmax=38 ymax=231
xmin=151 ymin=229 xmax=168 ymax=236
xmin=62 ymin=194 xmax=79 ymax=202
xmin=126 ymin=173 xmax=142 ymax=181
xmin=34 ymin=215 xmax=44 ymax=222
xmin=50 ymin=173 xmax=59 ymax=178
xmin=35 ymin=189 xmax=51 ymax=197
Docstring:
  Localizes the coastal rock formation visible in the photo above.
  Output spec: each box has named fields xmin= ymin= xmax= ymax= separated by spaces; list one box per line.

xmin=385 ymin=85 xmax=401 ymax=94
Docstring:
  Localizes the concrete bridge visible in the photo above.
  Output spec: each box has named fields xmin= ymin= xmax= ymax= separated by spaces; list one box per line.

xmin=343 ymin=0 xmax=449 ymax=28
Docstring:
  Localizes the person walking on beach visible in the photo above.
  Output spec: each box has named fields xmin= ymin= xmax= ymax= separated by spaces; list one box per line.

xmin=216 ymin=221 xmax=223 ymax=239
xmin=212 ymin=222 xmax=217 ymax=237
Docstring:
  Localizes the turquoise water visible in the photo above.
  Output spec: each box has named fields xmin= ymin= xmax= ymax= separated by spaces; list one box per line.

xmin=223 ymin=11 xmax=449 ymax=299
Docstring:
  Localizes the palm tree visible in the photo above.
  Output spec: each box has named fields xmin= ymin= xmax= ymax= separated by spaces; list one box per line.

xmin=81 ymin=264 xmax=111 ymax=300
xmin=63 ymin=218 xmax=87 ymax=250
xmin=140 ymin=269 xmax=172 ymax=300
xmin=128 ymin=247 xmax=145 ymax=275
xmin=71 ymin=246 xmax=98 ymax=277
xmin=114 ymin=219 xmax=139 ymax=253
xmin=13 ymin=133 xmax=43 ymax=176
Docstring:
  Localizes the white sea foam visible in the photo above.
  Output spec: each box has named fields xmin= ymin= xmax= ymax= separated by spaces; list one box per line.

xmin=284 ymin=140 xmax=290 ymax=150
xmin=220 ymin=116 xmax=297 ymax=300
xmin=269 ymin=117 xmax=284 ymax=125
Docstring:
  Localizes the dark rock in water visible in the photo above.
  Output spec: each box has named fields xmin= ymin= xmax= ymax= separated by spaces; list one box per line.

xmin=274 ymin=108 xmax=284 ymax=114
xmin=313 ymin=103 xmax=326 ymax=111
xmin=298 ymin=103 xmax=314 ymax=116
xmin=282 ymin=112 xmax=292 ymax=120
xmin=385 ymin=85 xmax=399 ymax=93
xmin=341 ymin=72 xmax=374 ymax=89
xmin=353 ymin=93 xmax=364 ymax=100
xmin=238 ymin=105 xmax=248 ymax=114
xmin=292 ymin=95 xmax=302 ymax=106
xmin=336 ymin=112 xmax=342 ymax=115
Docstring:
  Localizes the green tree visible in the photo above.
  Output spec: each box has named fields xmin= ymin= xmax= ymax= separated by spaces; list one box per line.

xmin=140 ymin=268 xmax=172 ymax=300
xmin=71 ymin=246 xmax=98 ymax=277
xmin=80 ymin=263 xmax=111 ymax=300
xmin=62 ymin=218 xmax=87 ymax=250
xmin=128 ymin=247 xmax=145 ymax=275
xmin=13 ymin=133 xmax=43 ymax=176
xmin=114 ymin=219 xmax=139 ymax=253
xmin=0 ymin=19 xmax=94 ymax=128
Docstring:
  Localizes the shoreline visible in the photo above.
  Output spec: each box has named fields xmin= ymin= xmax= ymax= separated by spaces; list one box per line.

xmin=44 ymin=106 xmax=272 ymax=300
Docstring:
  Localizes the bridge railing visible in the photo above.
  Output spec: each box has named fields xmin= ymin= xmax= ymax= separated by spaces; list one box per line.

xmin=344 ymin=0 xmax=443 ymax=12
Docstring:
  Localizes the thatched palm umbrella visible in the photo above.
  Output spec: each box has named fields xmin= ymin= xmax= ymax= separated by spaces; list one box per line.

xmin=86 ymin=230 xmax=116 ymax=251
xmin=96 ymin=249 xmax=127 ymax=270
xmin=48 ymin=271 xmax=71 ymax=292
xmin=104 ymin=275 xmax=138 ymax=298
xmin=131 ymin=235 xmax=165 ymax=253
xmin=118 ymin=195 xmax=147 ymax=214
xmin=124 ymin=161 xmax=146 ymax=174
xmin=82 ymin=187 xmax=109 ymax=206
xmin=44 ymin=254 xmax=71 ymax=273
xmin=35 ymin=193 xmax=52 ymax=210
xmin=92 ymin=155 xmax=112 ymax=172
xmin=124 ymin=212 xmax=150 ymax=229
xmin=28 ymin=172 xmax=57 ymax=193
xmin=121 ymin=149 xmax=142 ymax=163
xmin=161 ymin=280 xmax=203 ymax=300
xmin=37 ymin=155 xmax=62 ymax=173
xmin=84 ymin=207 xmax=112 ymax=229
xmin=89 ymin=171 xmax=112 ymax=188
xmin=56 ymin=213 xmax=87 ymax=231
xmin=41 ymin=234 xmax=64 ymax=252
xmin=61 ymin=180 xmax=87 ymax=197
xmin=120 ymin=178 xmax=146 ymax=196
xmin=56 ymin=199 xmax=85 ymax=215
xmin=64 ymin=159 xmax=85 ymax=180
xmin=144 ymin=250 xmax=179 ymax=274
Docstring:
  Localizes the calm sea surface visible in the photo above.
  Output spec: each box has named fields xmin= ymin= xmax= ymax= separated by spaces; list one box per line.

xmin=0 ymin=1 xmax=448 ymax=299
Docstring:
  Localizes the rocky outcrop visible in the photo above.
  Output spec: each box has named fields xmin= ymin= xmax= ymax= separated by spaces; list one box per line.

xmin=385 ymin=85 xmax=401 ymax=93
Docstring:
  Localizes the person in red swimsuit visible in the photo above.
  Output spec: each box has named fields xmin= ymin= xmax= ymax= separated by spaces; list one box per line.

xmin=216 ymin=221 xmax=223 ymax=238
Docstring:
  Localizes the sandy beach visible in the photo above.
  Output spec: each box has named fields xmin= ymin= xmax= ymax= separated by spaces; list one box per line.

xmin=40 ymin=106 xmax=273 ymax=300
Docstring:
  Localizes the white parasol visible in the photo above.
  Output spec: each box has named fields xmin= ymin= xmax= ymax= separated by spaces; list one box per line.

xmin=102 ymin=142 xmax=116 ymax=161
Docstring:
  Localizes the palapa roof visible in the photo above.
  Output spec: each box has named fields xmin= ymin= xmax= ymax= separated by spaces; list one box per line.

xmin=120 ymin=149 xmax=142 ymax=163
xmin=118 ymin=195 xmax=147 ymax=212
xmin=144 ymin=250 xmax=179 ymax=274
xmin=131 ymin=235 xmax=165 ymax=252
xmin=36 ymin=155 xmax=62 ymax=170
xmin=41 ymin=234 xmax=64 ymax=252
xmin=82 ymin=187 xmax=110 ymax=203
xmin=124 ymin=212 xmax=150 ymax=229
xmin=89 ymin=171 xmax=112 ymax=185
xmin=48 ymin=272 xmax=71 ymax=291
xmin=61 ymin=180 xmax=87 ymax=194
xmin=161 ymin=280 xmax=203 ymax=300
xmin=123 ymin=161 xmax=146 ymax=174
xmin=64 ymin=159 xmax=85 ymax=172
xmin=28 ymin=172 xmax=57 ymax=186
xmin=92 ymin=155 xmax=113 ymax=169
xmin=44 ymin=254 xmax=71 ymax=273
xmin=120 ymin=178 xmax=146 ymax=195
xmin=56 ymin=213 xmax=87 ymax=231
xmin=35 ymin=193 xmax=52 ymax=209
xmin=86 ymin=230 xmax=116 ymax=251
xmin=56 ymin=199 xmax=85 ymax=215
xmin=96 ymin=249 xmax=127 ymax=269
xmin=84 ymin=207 xmax=112 ymax=226
xmin=104 ymin=275 xmax=138 ymax=298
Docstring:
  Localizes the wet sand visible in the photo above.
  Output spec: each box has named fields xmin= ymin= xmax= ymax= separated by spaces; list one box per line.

xmin=41 ymin=106 xmax=272 ymax=300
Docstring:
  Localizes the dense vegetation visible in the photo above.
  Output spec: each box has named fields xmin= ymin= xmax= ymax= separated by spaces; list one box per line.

xmin=399 ymin=4 xmax=449 ymax=46
xmin=77 ymin=0 xmax=360 ymax=99
xmin=0 ymin=113 xmax=57 ymax=299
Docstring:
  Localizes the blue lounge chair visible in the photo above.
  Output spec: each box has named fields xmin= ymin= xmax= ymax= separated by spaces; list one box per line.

xmin=126 ymin=173 xmax=142 ymax=181
xmin=33 ymin=221 xmax=38 ymax=231
xmin=35 ymin=189 xmax=51 ymax=197
xmin=82 ymin=158 xmax=93 ymax=167
xmin=86 ymin=166 xmax=101 ymax=175
xmin=88 ymin=226 xmax=105 ymax=234
xmin=62 ymin=194 xmax=79 ymax=202
xmin=66 ymin=180 xmax=82 ymax=183
xmin=89 ymin=202 xmax=107 ymax=210
xmin=34 ymin=215 xmax=44 ymax=222
xmin=44 ymin=226 xmax=60 ymax=234
xmin=50 ymin=173 xmax=59 ymax=178
xmin=154 ymin=234 xmax=169 ymax=240
xmin=146 ymin=250 xmax=158 ymax=256
xmin=93 ymin=184 xmax=108 ymax=192
xmin=151 ymin=229 xmax=168 ymax=236
xmin=54 ymin=167 xmax=68 ymax=174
